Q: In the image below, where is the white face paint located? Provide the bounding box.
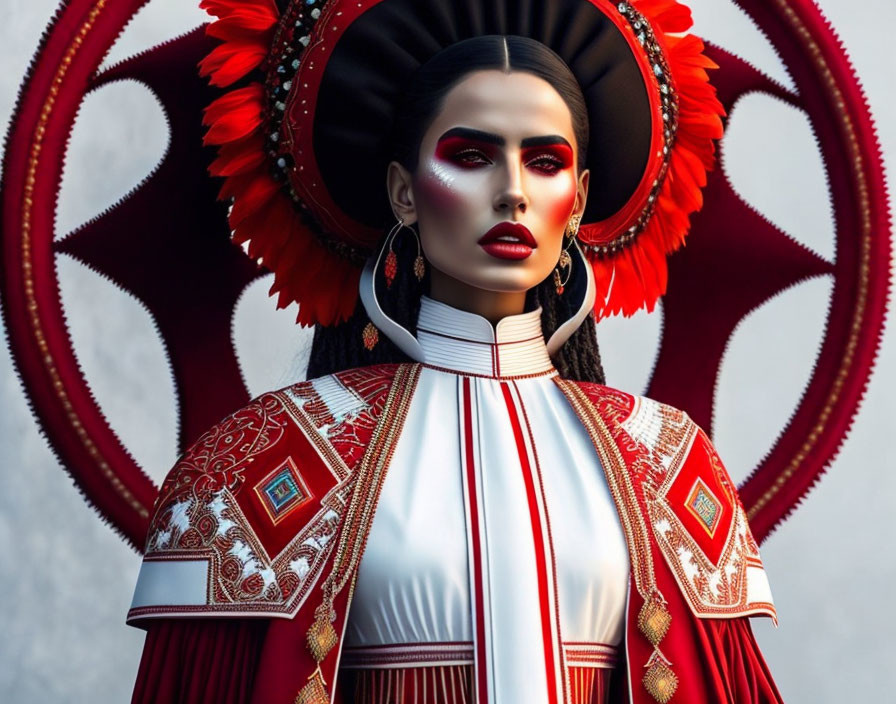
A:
[429,160,456,190]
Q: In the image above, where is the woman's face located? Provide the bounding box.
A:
[388,70,589,298]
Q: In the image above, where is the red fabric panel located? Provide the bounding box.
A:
[341,665,612,704]
[693,618,784,703]
[340,665,473,703]
[568,667,612,704]
[132,619,267,704]
[609,618,783,704]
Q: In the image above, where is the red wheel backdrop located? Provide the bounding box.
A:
[1,0,890,550]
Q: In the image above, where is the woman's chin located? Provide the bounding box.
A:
[457,272,547,295]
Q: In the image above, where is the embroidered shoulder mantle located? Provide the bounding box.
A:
[128,363,418,623]
[558,379,776,623]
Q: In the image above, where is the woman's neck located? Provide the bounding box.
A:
[428,267,527,326]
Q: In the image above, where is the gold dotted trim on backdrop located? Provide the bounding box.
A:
[747,0,873,521]
[20,0,149,520]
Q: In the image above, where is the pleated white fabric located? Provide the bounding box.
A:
[343,298,628,704]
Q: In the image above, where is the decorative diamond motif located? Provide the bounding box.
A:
[686,478,722,537]
[638,597,672,646]
[254,457,311,524]
[295,669,329,704]
[307,613,338,662]
[362,322,379,350]
[643,656,679,703]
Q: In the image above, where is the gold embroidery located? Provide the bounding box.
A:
[685,478,722,537]
[555,381,680,703]
[643,653,679,703]
[302,364,421,689]
[307,604,338,662]
[638,596,672,646]
[326,364,421,597]
[555,380,658,600]
[651,429,775,619]
[295,668,328,704]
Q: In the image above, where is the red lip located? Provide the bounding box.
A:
[478,222,537,260]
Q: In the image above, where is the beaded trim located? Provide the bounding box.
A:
[581,2,680,259]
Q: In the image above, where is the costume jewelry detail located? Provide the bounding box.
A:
[295,667,329,704]
[382,218,426,289]
[565,214,582,240]
[554,249,573,296]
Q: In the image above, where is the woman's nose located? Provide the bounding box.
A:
[493,160,529,214]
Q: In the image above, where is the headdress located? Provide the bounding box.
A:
[199,0,724,326]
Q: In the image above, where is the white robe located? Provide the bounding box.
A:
[342,297,629,703]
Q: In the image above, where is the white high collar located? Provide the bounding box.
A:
[412,296,555,377]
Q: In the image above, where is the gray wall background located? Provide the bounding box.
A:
[1,0,893,701]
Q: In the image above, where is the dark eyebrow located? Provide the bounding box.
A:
[520,135,572,149]
[437,127,505,146]
[436,128,571,150]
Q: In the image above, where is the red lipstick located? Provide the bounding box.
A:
[478,222,537,260]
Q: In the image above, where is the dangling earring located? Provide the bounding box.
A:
[383,219,402,288]
[411,229,426,282]
[553,249,573,295]
[554,215,581,295]
[565,214,581,240]
[383,218,426,287]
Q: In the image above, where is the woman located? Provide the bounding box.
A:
[129,1,782,702]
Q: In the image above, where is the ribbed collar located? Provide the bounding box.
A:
[412,296,555,378]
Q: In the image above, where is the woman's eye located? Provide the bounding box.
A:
[526,155,566,174]
[451,149,491,168]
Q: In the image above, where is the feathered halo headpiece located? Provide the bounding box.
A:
[199,0,724,326]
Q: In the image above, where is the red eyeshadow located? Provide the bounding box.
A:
[434,137,498,168]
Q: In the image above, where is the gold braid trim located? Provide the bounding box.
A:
[302,364,421,690]
[555,381,675,702]
[554,382,657,600]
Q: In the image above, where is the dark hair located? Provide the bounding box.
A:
[307,36,605,384]
[390,36,590,174]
